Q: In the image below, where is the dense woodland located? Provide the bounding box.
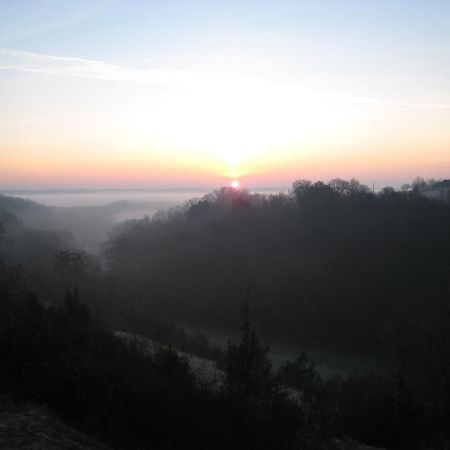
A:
[104,178,450,353]
[0,177,449,449]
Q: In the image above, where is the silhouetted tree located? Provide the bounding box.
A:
[224,291,275,399]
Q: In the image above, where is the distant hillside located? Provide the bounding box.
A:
[0,194,172,250]
[0,194,47,214]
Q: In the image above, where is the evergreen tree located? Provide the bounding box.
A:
[224,291,275,399]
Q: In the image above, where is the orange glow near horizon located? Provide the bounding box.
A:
[1,66,449,189]
[1,130,450,189]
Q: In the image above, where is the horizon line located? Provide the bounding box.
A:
[0,185,291,194]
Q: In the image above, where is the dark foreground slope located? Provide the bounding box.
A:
[0,396,109,450]
[0,275,308,450]
[2,281,445,450]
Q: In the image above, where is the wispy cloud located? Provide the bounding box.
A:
[1,48,449,110]
[0,48,215,88]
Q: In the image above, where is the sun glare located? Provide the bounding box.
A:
[146,72,349,181]
[231,179,240,189]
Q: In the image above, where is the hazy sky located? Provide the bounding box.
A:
[1,0,449,189]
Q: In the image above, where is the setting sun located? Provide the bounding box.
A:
[1,2,449,448]
[0,1,449,190]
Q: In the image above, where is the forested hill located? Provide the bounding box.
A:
[1,179,449,449]
[104,179,450,353]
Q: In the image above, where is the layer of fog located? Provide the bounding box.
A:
[0,190,210,252]
[1,188,285,252]
[178,321,386,379]
[4,190,210,207]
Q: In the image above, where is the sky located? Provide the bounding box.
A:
[1,0,449,189]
